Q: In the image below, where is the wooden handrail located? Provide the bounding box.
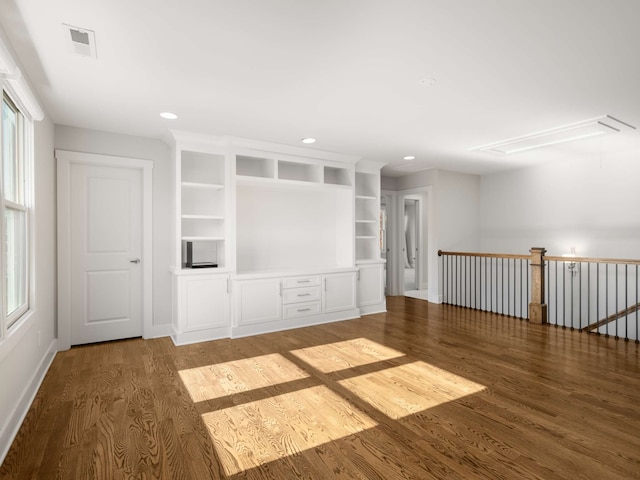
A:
[438,250,529,260]
[439,250,640,266]
[439,247,640,339]
[585,303,640,332]
[544,255,640,266]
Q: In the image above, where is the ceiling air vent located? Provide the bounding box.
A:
[469,115,636,155]
[63,24,97,59]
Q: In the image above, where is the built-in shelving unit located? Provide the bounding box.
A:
[174,141,230,270]
[355,171,380,261]
[354,163,386,315]
[170,132,385,344]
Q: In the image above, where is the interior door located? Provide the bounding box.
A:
[69,164,143,345]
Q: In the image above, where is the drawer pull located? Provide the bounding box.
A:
[298,308,312,312]
[297,280,311,284]
[297,293,311,297]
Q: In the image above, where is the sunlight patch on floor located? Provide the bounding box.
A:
[338,361,486,419]
[178,353,310,402]
[290,337,405,373]
[201,385,377,476]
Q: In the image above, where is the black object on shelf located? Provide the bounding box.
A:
[190,262,218,268]
[185,241,218,269]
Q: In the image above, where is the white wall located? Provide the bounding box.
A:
[236,183,350,272]
[437,170,481,252]
[54,126,173,329]
[0,115,57,462]
[479,149,640,258]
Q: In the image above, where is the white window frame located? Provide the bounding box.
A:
[1,86,34,336]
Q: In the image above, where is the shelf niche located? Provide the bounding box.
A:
[237,155,275,179]
[182,150,225,185]
[181,239,224,269]
[278,160,322,183]
[324,166,352,187]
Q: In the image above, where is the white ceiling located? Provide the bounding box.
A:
[2,0,640,175]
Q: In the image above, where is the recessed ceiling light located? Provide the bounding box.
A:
[160,112,178,120]
[302,138,316,144]
[418,77,436,87]
[403,155,416,160]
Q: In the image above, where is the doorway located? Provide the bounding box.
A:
[382,187,434,300]
[57,150,153,349]
[403,198,419,292]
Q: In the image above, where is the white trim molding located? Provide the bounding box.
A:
[0,338,57,465]
[55,150,153,350]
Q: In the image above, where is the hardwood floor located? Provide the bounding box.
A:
[2,296,639,479]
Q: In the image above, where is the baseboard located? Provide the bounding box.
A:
[359,303,387,315]
[145,323,175,339]
[171,326,231,346]
[231,309,361,339]
[0,338,58,466]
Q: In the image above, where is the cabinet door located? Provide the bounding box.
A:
[236,278,282,325]
[179,275,229,332]
[357,264,385,307]
[322,273,357,314]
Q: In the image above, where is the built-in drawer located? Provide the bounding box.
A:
[283,301,321,319]
[282,286,321,305]
[282,275,321,289]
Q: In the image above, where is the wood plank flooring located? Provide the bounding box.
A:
[2,296,639,479]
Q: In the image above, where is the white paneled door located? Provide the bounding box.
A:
[69,164,143,345]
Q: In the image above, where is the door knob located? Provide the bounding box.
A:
[130,258,141,264]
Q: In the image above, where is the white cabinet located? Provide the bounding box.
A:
[283,301,322,319]
[231,269,360,338]
[172,272,230,345]
[322,272,357,313]
[282,286,321,304]
[235,278,282,326]
[357,262,386,314]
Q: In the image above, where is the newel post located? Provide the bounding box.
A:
[529,247,548,324]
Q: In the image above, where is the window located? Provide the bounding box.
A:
[1,93,30,327]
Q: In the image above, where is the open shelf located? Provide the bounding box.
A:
[356,237,379,261]
[181,214,224,220]
[324,166,352,186]
[182,151,225,185]
[278,160,322,183]
[237,155,275,179]
[182,186,224,217]
[181,181,224,190]
[356,221,377,238]
[355,172,377,198]
[182,216,225,239]
[181,238,225,269]
[182,236,225,241]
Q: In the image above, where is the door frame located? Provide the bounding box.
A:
[402,196,421,293]
[56,150,153,351]
[383,186,438,301]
